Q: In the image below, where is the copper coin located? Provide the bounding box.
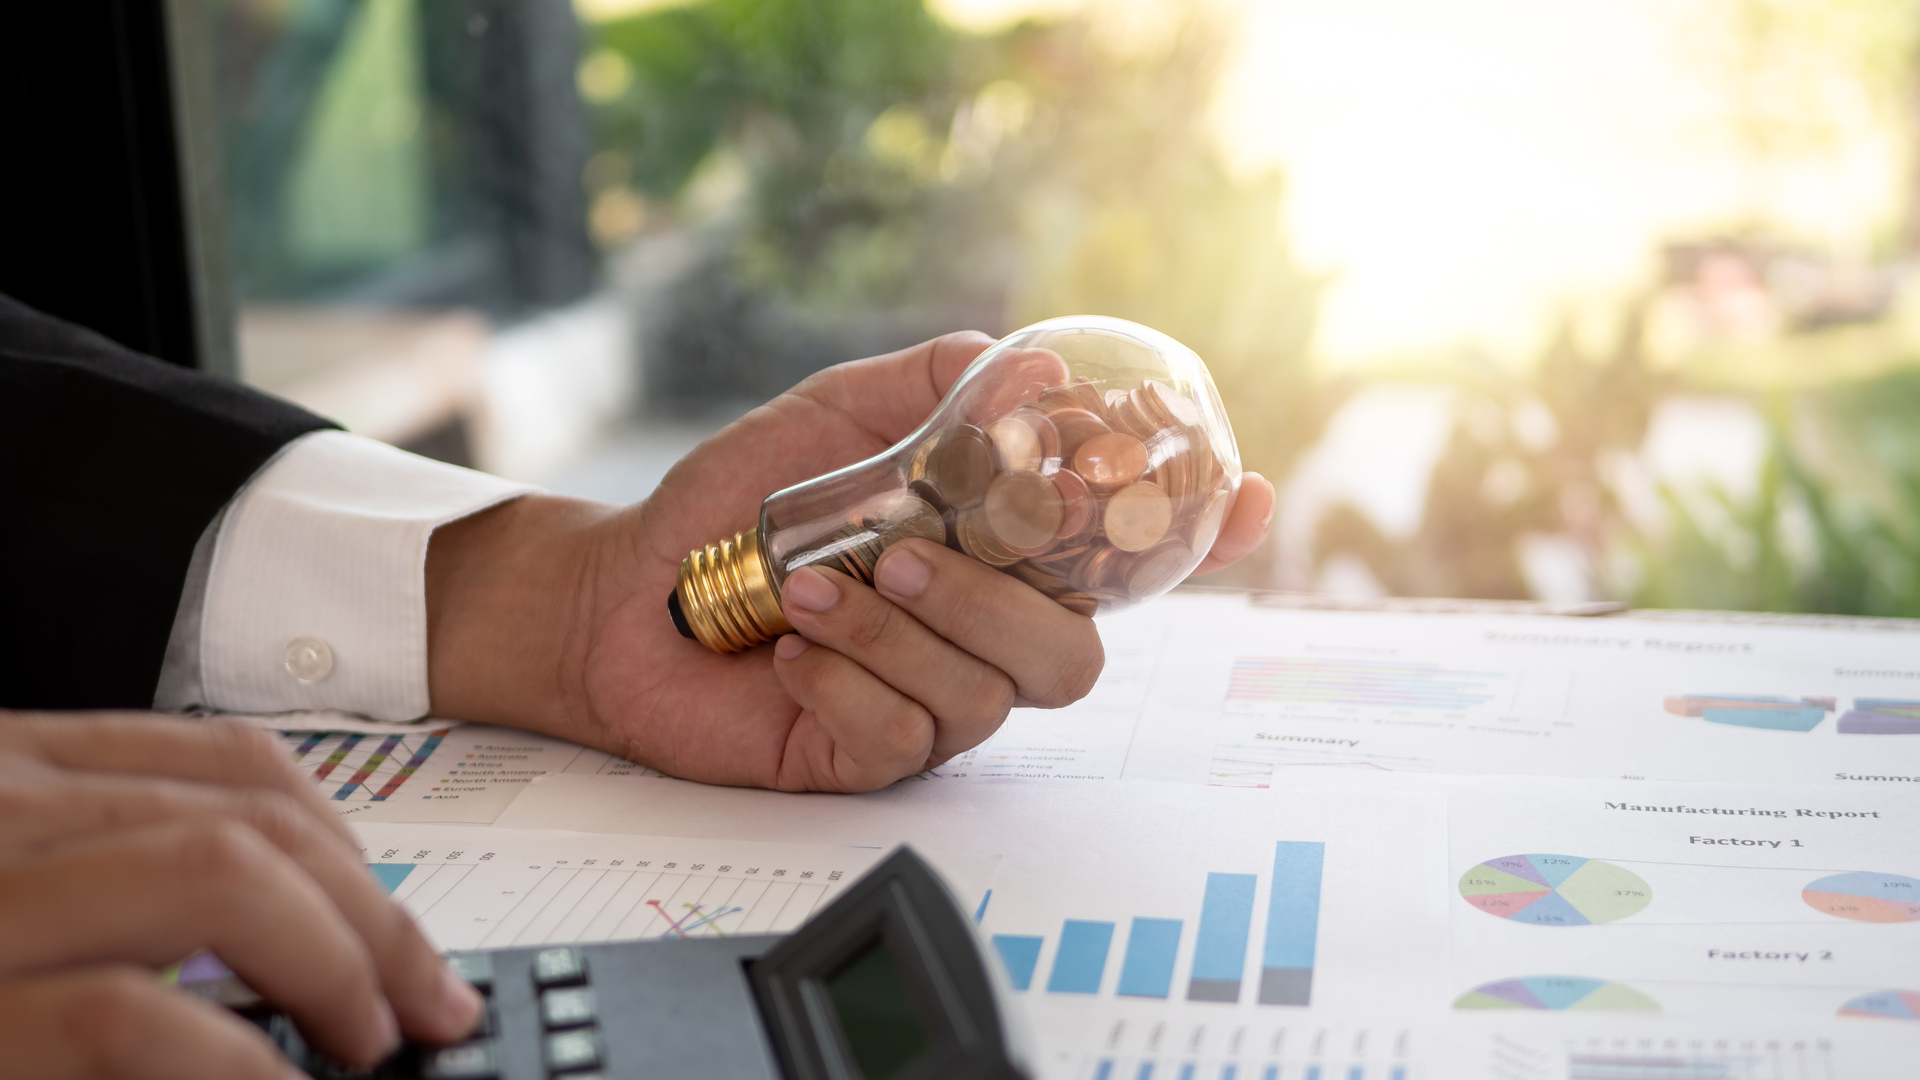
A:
[1071,542,1127,591]
[880,494,949,548]
[1125,388,1164,437]
[1103,480,1172,552]
[1016,408,1061,469]
[958,513,1024,567]
[1048,407,1110,458]
[1188,489,1230,557]
[929,426,995,508]
[984,469,1064,553]
[1073,432,1148,493]
[1051,468,1095,542]
[1054,592,1100,617]
[1030,540,1092,566]
[906,479,959,547]
[1126,539,1193,598]
[1144,379,1204,428]
[1011,560,1071,593]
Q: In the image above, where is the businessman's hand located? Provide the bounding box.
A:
[0,712,482,1078]
[426,332,1275,792]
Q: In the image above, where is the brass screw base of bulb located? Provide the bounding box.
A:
[675,527,793,653]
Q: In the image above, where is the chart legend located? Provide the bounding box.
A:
[1459,854,1651,925]
[1801,871,1920,923]
[1454,976,1658,1011]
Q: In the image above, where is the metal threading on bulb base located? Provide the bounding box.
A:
[673,528,793,653]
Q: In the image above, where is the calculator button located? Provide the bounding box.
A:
[447,952,494,993]
[531,947,587,987]
[540,987,597,1029]
[473,1004,498,1037]
[544,1028,603,1073]
[422,1041,500,1080]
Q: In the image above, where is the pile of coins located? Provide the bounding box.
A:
[888,376,1232,616]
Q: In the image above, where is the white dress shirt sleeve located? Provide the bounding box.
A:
[153,430,538,721]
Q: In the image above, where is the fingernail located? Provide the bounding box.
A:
[775,634,812,660]
[875,547,931,598]
[784,567,839,612]
[439,965,483,1035]
[367,998,400,1056]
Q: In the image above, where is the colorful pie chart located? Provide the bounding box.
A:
[1460,854,1652,925]
[1839,989,1920,1021]
[1455,976,1659,1011]
[1802,871,1920,923]
[1663,694,1834,732]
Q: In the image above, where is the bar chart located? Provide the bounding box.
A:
[991,841,1326,1006]
[284,729,453,802]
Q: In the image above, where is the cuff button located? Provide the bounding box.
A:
[285,637,334,683]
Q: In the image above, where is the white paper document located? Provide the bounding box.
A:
[282,723,668,823]
[352,822,1000,952]
[931,592,1920,789]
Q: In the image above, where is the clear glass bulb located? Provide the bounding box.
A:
[671,315,1244,652]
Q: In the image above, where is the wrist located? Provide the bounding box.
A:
[424,494,615,732]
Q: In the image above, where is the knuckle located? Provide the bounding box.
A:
[875,702,936,765]
[845,597,903,653]
[1030,633,1105,707]
[64,969,166,1066]
[969,671,1018,725]
[175,818,271,887]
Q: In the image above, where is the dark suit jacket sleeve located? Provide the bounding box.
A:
[0,292,337,709]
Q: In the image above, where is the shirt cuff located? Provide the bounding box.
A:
[162,430,538,721]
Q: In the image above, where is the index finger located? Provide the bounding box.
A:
[869,539,1105,709]
[794,331,997,446]
[0,713,350,843]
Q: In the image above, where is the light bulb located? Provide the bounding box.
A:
[669,315,1243,653]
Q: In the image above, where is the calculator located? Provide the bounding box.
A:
[237,846,1030,1080]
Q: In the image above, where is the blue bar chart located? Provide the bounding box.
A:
[1260,842,1325,1006]
[1189,872,1256,1001]
[1118,918,1183,998]
[992,841,1326,1006]
[1047,920,1115,993]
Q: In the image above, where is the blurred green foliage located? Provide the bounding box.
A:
[1630,371,1920,616]
[587,0,1329,507]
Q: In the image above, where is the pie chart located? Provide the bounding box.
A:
[1455,976,1658,1011]
[1839,989,1920,1021]
[1802,871,1920,923]
[1460,854,1652,925]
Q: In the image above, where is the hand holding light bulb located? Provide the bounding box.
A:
[423,327,1274,793]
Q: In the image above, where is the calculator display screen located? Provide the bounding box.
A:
[824,936,931,1078]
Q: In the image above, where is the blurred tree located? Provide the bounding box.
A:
[587,0,1335,523]
[1630,369,1920,615]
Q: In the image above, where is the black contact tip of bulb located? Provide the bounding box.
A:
[667,588,697,641]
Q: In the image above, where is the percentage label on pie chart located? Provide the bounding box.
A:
[1802,871,1920,923]
[1839,989,1920,1021]
[1460,854,1652,925]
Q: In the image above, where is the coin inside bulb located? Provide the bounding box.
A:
[1073,432,1148,493]
[984,469,1064,553]
[928,426,995,508]
[1104,480,1173,552]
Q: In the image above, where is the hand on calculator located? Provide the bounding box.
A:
[0,711,481,1078]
